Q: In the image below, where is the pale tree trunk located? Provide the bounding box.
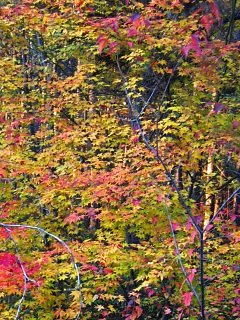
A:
[204,154,215,231]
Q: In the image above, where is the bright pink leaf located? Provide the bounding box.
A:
[172,222,180,232]
[133,199,140,206]
[183,292,193,307]
[182,44,191,58]
[128,28,137,37]
[188,269,196,284]
[146,288,155,297]
[188,248,194,257]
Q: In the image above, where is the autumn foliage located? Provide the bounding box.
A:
[0,0,239,319]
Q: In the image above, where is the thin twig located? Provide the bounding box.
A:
[3,226,36,320]
[116,55,202,235]
[164,202,201,305]
[203,187,240,232]
[0,223,82,320]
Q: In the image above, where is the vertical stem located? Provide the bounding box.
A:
[225,0,237,45]
[200,232,206,320]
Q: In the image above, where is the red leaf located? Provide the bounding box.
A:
[210,2,221,23]
[182,44,191,58]
[97,35,108,54]
[172,222,180,232]
[146,288,155,297]
[111,19,118,33]
[130,135,139,143]
[0,168,7,178]
[172,0,181,7]
[135,306,143,318]
[0,252,18,268]
[194,131,200,139]
[200,14,214,34]
[128,28,137,37]
[183,292,193,307]
[109,41,118,54]
[182,34,201,58]
[152,216,158,225]
[187,269,196,284]
[63,212,81,224]
[133,199,140,206]
[103,268,113,275]
[191,34,201,56]
[0,228,8,239]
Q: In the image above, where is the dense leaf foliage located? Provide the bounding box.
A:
[0,1,239,319]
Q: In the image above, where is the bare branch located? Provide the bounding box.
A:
[0,223,82,320]
[203,187,240,233]
[116,55,202,235]
[135,117,202,234]
[3,226,36,320]
[164,202,201,306]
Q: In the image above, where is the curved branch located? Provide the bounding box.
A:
[203,187,240,232]
[0,223,82,320]
[3,226,36,320]
[164,203,201,306]
[116,56,201,234]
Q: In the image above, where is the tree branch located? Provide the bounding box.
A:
[3,226,36,320]
[203,187,240,232]
[0,223,82,320]
[164,202,201,305]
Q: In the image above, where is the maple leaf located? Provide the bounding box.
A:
[183,292,193,307]
[200,14,214,34]
[0,253,19,269]
[210,2,221,23]
[172,222,180,232]
[187,268,196,284]
[63,212,81,224]
[97,35,109,54]
[182,34,201,58]
[130,306,142,319]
